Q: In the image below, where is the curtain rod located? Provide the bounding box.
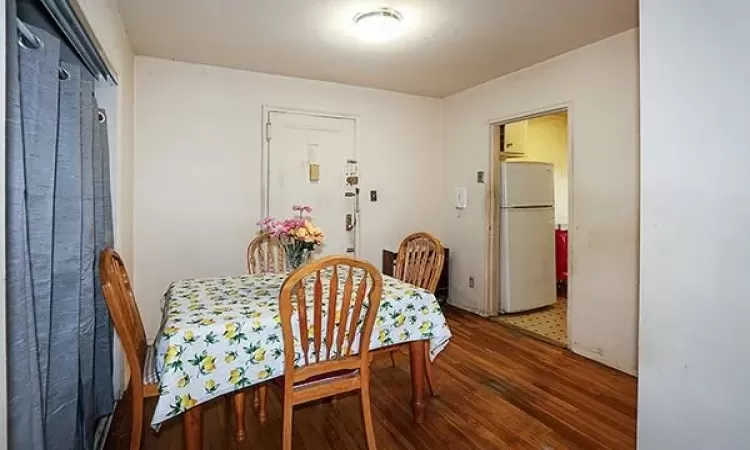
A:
[16,18,42,49]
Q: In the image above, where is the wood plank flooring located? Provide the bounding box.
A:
[106,306,636,450]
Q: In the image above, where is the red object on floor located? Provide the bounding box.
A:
[555,229,568,283]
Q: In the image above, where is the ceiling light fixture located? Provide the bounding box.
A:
[353,8,404,43]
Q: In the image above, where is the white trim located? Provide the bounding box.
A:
[483,102,574,346]
[262,105,361,122]
[67,0,120,84]
[260,106,361,256]
[486,103,571,126]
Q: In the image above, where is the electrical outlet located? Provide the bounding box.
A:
[476,171,485,183]
[469,277,475,288]
[370,190,377,202]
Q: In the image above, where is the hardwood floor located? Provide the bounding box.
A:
[106,306,636,450]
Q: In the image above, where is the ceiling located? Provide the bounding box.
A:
[118,0,638,98]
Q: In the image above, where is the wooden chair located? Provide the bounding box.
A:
[395,232,445,295]
[100,248,160,450]
[387,232,445,395]
[259,255,383,450]
[246,232,287,274]
[234,232,288,434]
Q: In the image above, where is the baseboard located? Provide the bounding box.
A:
[570,345,638,377]
[446,300,488,317]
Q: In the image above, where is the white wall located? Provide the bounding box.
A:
[515,114,569,226]
[133,57,442,338]
[639,1,750,448]
[442,30,639,374]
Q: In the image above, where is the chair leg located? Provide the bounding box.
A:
[360,382,378,450]
[282,393,294,450]
[424,342,436,396]
[253,387,260,411]
[258,384,268,424]
[389,350,397,368]
[130,393,143,450]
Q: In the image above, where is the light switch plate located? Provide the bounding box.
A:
[370,190,377,202]
[455,188,467,209]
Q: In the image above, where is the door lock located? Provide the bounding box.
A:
[345,213,355,231]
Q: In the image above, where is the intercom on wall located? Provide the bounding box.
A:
[455,187,467,209]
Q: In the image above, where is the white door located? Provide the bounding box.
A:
[265,111,357,256]
[500,206,556,313]
[500,161,555,207]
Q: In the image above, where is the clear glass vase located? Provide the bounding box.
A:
[285,241,311,271]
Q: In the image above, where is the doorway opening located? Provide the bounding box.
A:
[485,108,571,348]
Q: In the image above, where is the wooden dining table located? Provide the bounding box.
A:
[151,270,452,449]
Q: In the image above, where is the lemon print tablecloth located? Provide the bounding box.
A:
[151,270,452,427]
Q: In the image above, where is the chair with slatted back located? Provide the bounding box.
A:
[236,232,287,431]
[388,232,445,395]
[100,248,160,450]
[258,255,383,450]
[246,232,287,274]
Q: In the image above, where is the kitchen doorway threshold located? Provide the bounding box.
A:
[490,298,568,347]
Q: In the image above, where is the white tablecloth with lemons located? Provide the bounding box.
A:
[151,270,452,427]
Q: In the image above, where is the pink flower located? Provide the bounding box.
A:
[257,216,274,226]
[257,216,278,233]
[266,205,323,246]
[269,222,286,237]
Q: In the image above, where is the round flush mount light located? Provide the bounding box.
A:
[353,8,404,43]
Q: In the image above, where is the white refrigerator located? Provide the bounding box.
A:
[499,161,557,313]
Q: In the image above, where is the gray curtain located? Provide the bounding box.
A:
[6,9,114,450]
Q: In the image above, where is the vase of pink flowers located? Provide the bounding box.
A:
[257,205,325,270]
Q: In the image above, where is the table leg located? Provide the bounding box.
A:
[409,341,426,424]
[258,384,268,424]
[183,405,203,450]
[233,392,247,442]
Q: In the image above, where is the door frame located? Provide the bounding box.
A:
[484,102,574,343]
[260,106,361,255]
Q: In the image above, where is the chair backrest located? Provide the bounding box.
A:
[247,232,287,274]
[394,232,445,293]
[278,255,383,384]
[99,248,148,389]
